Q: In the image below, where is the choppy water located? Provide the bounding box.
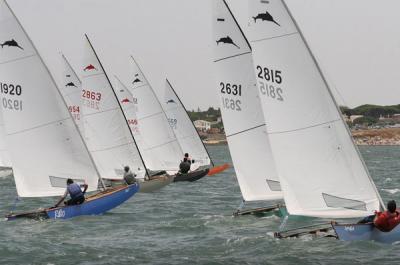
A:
[0,145,400,265]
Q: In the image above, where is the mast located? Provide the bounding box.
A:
[165,78,214,167]
[4,0,105,191]
[61,53,106,190]
[281,0,385,211]
[85,34,150,178]
[130,56,184,156]
[113,74,151,177]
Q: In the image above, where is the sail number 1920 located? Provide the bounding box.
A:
[0,82,23,111]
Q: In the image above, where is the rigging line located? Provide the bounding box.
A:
[89,141,136,153]
[226,123,266,138]
[81,107,119,118]
[7,117,71,136]
[129,83,148,91]
[81,72,104,78]
[137,111,164,121]
[213,51,252,63]
[0,54,36,65]
[142,139,179,152]
[267,119,341,135]
[250,32,299,44]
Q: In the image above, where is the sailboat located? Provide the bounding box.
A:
[1,0,138,220]
[212,0,283,215]
[126,57,210,182]
[112,75,174,191]
[80,35,173,193]
[162,79,229,176]
[247,0,397,243]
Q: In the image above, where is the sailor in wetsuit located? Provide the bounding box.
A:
[123,166,137,185]
[55,178,88,207]
[179,157,191,174]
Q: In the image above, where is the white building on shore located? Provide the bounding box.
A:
[194,120,211,132]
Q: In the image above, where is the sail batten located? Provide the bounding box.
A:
[248,0,381,217]
[213,0,283,202]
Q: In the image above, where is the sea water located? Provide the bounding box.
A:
[0,145,399,264]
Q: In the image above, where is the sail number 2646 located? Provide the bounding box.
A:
[256,66,284,102]
[0,82,23,111]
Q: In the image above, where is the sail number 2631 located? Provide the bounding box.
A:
[220,82,241,111]
[0,82,23,111]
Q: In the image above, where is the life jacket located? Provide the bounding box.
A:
[67,183,83,199]
[374,210,400,232]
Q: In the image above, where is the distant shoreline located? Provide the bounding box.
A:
[202,128,400,146]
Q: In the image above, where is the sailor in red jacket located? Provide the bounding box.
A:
[374,200,400,232]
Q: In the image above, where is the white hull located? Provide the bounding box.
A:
[138,175,174,193]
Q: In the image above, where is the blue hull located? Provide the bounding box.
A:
[333,223,400,244]
[6,184,139,221]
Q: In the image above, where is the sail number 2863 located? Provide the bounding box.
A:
[0,82,23,111]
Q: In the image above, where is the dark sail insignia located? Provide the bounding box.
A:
[132,77,141,84]
[253,11,280,26]
[1,39,23,50]
[216,36,240,49]
[65,82,77,87]
[166,99,176,104]
[217,18,225,22]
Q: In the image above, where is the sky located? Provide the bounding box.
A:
[6,0,400,110]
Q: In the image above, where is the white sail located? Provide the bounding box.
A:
[60,54,83,132]
[212,0,283,201]
[0,0,99,197]
[112,75,157,177]
[0,107,11,168]
[248,0,381,217]
[163,79,212,169]
[81,36,146,179]
[127,57,184,171]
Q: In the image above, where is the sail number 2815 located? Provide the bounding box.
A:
[256,66,284,102]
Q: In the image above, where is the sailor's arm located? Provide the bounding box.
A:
[54,189,68,207]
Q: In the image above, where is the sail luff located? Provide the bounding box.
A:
[248,0,381,217]
[61,53,105,190]
[84,34,149,178]
[280,0,384,211]
[130,56,183,156]
[213,0,283,201]
[165,78,214,167]
[113,75,150,178]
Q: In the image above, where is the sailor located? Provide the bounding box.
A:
[123,166,137,185]
[373,200,400,232]
[184,153,195,164]
[55,179,88,207]
[179,157,191,174]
